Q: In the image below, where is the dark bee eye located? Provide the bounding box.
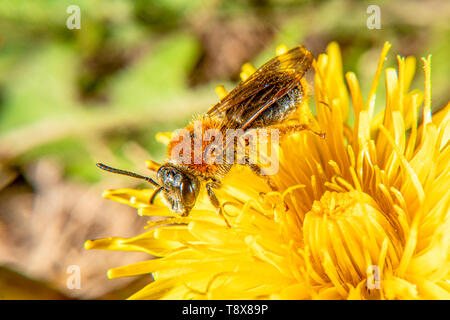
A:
[180,180,197,206]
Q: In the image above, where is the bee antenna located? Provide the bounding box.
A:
[96,163,160,187]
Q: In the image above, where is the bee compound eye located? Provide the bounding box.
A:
[174,174,182,186]
[156,167,165,181]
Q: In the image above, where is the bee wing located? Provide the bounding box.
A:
[206,46,313,130]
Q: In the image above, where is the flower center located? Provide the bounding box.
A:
[303,190,402,293]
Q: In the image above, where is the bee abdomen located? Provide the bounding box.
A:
[254,86,302,127]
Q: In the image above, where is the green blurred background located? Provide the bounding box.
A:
[0,0,448,299]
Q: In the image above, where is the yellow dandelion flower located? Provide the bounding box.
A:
[85,42,450,300]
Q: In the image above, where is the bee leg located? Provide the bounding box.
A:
[276,123,326,139]
[246,162,289,210]
[149,187,164,204]
[245,160,278,191]
[206,182,231,228]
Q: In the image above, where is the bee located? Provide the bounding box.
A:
[97,46,323,227]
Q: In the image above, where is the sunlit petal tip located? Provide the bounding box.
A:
[102,189,114,199]
[215,85,228,100]
[155,132,173,145]
[145,159,161,171]
[276,44,288,56]
[106,269,115,280]
[84,240,95,250]
[240,63,256,81]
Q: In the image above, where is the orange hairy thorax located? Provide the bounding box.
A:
[166,116,226,177]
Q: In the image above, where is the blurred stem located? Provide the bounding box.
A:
[0,90,215,163]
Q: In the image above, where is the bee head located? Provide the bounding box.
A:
[157,165,201,215]
[95,162,200,216]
